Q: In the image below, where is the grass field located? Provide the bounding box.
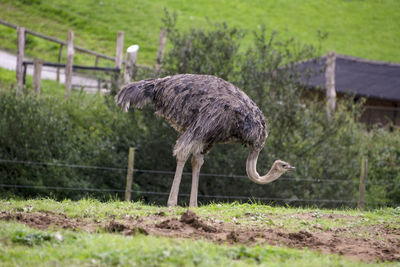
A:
[0,198,399,266]
[0,0,399,66]
[0,66,67,97]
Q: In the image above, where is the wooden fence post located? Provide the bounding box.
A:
[22,62,27,88]
[56,44,63,83]
[358,157,368,210]
[64,30,74,99]
[155,28,167,72]
[94,55,101,93]
[125,147,135,202]
[33,59,42,94]
[124,45,139,84]
[325,51,336,120]
[114,31,124,91]
[16,26,25,95]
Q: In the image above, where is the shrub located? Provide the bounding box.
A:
[162,11,244,81]
[0,91,142,200]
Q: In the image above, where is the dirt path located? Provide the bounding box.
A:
[1,210,399,263]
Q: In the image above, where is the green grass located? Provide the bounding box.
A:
[2,198,399,234]
[0,0,399,66]
[0,221,365,267]
[1,199,399,266]
[0,68,16,90]
[0,66,94,98]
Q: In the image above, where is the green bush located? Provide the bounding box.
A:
[162,11,244,81]
[0,91,142,200]
[363,127,400,205]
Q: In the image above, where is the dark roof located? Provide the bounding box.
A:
[299,54,400,102]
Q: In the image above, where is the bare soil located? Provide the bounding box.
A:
[1,210,399,263]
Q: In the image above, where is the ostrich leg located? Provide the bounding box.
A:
[189,153,204,207]
[167,154,188,207]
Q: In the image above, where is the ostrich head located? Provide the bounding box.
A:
[246,152,296,184]
[271,160,296,174]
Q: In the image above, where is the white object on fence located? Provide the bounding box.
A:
[124,45,139,84]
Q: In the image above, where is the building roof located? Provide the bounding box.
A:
[299,54,400,102]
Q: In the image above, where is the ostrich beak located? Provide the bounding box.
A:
[287,165,296,171]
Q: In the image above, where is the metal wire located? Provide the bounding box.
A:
[0,159,126,171]
[0,158,394,186]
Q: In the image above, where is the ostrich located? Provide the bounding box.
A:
[116,74,295,207]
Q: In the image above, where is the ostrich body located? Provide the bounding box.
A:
[116,74,295,207]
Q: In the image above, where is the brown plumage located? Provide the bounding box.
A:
[116,74,295,207]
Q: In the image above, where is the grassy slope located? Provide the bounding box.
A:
[1,199,399,266]
[0,0,399,66]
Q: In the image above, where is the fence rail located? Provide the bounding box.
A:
[0,19,115,61]
[22,61,120,72]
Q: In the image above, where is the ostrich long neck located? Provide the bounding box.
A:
[246,149,282,184]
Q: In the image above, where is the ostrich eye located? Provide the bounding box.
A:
[282,164,287,168]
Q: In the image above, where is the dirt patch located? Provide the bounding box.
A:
[180,210,217,233]
[288,230,313,241]
[105,220,149,236]
[156,218,182,230]
[0,211,90,231]
[156,210,218,234]
[1,210,399,263]
[107,220,129,233]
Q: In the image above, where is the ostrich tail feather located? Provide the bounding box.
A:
[115,79,157,112]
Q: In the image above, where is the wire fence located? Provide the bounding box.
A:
[0,158,393,185]
[21,60,116,93]
[0,158,396,205]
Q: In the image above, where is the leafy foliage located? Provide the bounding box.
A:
[363,127,400,205]
[162,11,244,80]
[11,230,57,246]
[0,91,142,200]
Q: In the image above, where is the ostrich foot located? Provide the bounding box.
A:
[167,198,178,207]
[189,200,197,207]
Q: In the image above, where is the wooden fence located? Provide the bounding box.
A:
[0,19,168,97]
